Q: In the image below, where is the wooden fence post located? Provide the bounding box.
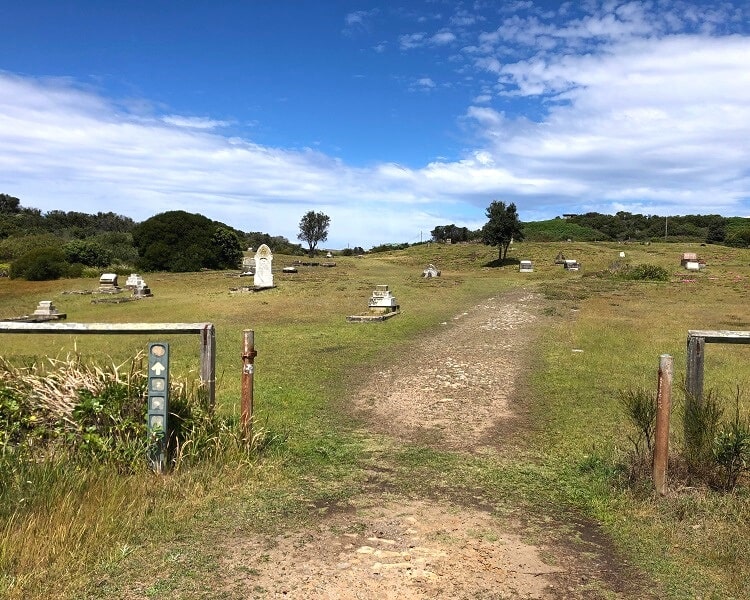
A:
[685,334,705,407]
[653,354,673,496]
[200,324,216,412]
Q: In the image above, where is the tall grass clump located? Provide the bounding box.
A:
[712,388,750,491]
[619,387,657,481]
[0,352,277,598]
[619,384,750,492]
[682,388,724,481]
[606,262,671,281]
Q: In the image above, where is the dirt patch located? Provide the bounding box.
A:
[221,497,560,599]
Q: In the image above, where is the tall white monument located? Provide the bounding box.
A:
[253,244,274,288]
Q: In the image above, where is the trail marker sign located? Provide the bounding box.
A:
[148,342,170,471]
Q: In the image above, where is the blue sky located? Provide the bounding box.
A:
[1,0,750,248]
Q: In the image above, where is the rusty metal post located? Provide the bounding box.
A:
[653,354,673,496]
[241,330,257,442]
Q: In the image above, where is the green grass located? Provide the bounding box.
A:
[1,241,749,598]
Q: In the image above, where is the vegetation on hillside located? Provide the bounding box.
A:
[3,191,750,281]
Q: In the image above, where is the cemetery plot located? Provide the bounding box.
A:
[1,300,66,322]
[347,285,400,322]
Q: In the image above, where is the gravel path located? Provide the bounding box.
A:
[220,289,654,599]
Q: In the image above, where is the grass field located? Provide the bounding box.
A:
[0,240,749,598]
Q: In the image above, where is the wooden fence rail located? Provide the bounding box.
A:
[0,321,216,407]
[686,330,750,406]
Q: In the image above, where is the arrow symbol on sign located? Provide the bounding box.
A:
[151,362,165,375]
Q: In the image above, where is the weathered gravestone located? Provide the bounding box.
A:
[368,285,399,313]
[253,244,274,288]
[241,256,256,275]
[519,260,533,272]
[125,273,144,289]
[422,264,441,278]
[33,300,61,317]
[98,273,120,292]
[347,285,400,322]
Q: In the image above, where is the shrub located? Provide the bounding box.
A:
[10,247,69,280]
[622,264,670,281]
[63,239,113,267]
[683,389,724,481]
[619,387,658,481]
[0,233,64,260]
[712,388,750,491]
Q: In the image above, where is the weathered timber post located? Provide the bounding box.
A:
[241,330,257,442]
[653,354,673,496]
[201,324,216,412]
[685,334,705,407]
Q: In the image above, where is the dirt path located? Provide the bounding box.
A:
[222,289,654,599]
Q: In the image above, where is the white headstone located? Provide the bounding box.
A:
[253,244,274,288]
[33,300,58,316]
[368,285,398,309]
[619,251,626,258]
[125,273,145,288]
[99,273,118,287]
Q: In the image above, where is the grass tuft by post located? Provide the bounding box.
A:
[619,387,657,481]
[682,388,723,481]
[712,387,750,492]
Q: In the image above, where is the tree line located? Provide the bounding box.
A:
[431,209,750,248]
[0,194,311,280]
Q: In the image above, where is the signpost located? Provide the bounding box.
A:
[148,342,170,472]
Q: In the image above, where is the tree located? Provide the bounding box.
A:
[431,224,470,243]
[132,211,242,272]
[482,201,524,261]
[706,221,726,244]
[0,194,21,214]
[212,227,243,268]
[297,211,330,257]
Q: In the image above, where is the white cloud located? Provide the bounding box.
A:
[0,73,486,247]
[162,115,229,129]
[462,30,750,215]
[430,30,457,45]
[344,9,379,34]
[400,32,426,50]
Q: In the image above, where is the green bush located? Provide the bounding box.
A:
[9,247,70,280]
[63,239,113,267]
[619,263,671,281]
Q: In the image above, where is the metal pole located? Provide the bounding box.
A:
[653,354,673,496]
[241,330,257,442]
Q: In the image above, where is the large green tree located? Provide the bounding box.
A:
[297,210,330,257]
[482,201,524,260]
[132,211,243,272]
